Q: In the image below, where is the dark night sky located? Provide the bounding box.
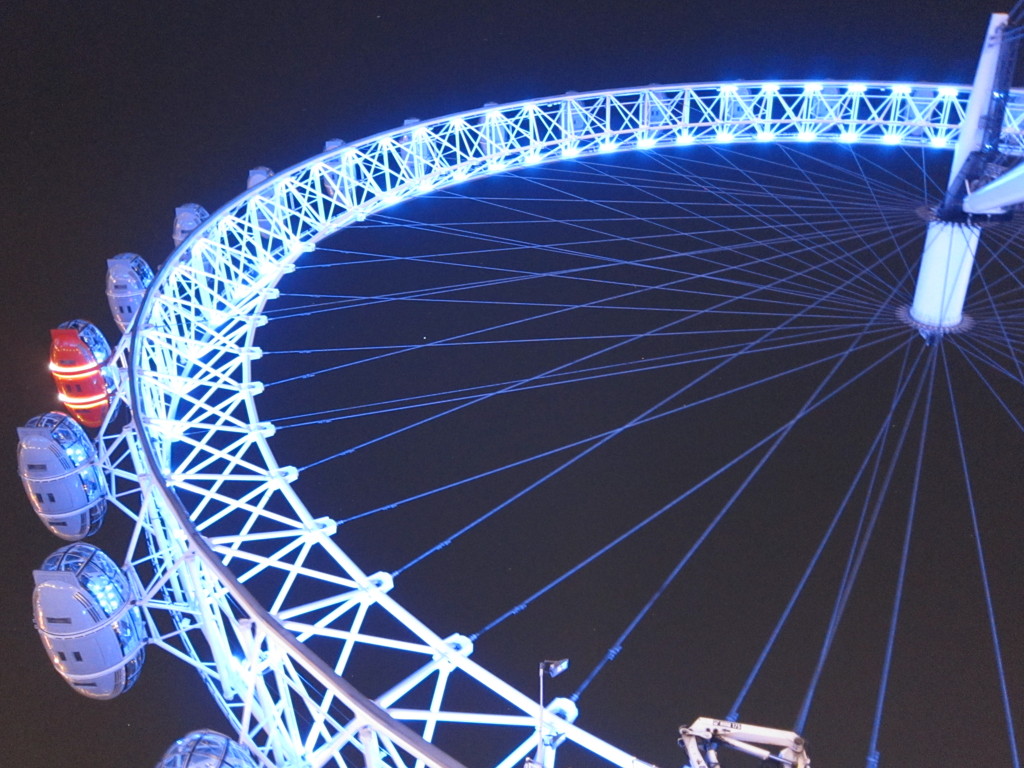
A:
[0,1,1014,767]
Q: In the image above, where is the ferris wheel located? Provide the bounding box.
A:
[16,10,1024,768]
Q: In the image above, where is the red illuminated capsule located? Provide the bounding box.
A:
[49,320,114,429]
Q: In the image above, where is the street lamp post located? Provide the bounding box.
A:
[534,659,569,768]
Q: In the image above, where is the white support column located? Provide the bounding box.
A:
[907,222,981,330]
[908,13,1007,334]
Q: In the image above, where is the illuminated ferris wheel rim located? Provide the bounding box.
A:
[123,78,1018,767]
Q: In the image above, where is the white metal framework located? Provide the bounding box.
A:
[103,81,1024,768]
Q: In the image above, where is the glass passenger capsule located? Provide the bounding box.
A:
[154,729,258,768]
[17,411,107,540]
[106,252,154,332]
[172,203,209,247]
[33,543,146,699]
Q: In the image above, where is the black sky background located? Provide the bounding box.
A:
[0,1,1009,766]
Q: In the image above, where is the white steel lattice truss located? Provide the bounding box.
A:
[99,82,1024,768]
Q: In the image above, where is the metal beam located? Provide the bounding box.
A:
[963,157,1024,212]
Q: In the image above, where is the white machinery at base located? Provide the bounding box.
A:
[678,718,810,768]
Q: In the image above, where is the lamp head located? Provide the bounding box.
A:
[541,659,569,678]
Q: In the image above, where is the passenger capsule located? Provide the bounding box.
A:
[173,203,209,247]
[106,252,154,332]
[246,167,276,233]
[49,319,115,429]
[320,140,348,202]
[17,411,107,540]
[32,543,146,699]
[246,166,273,189]
[154,730,259,768]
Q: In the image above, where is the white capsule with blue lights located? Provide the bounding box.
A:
[106,252,154,332]
[17,412,107,540]
[32,543,146,699]
[154,729,259,768]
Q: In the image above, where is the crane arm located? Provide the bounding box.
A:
[678,717,810,768]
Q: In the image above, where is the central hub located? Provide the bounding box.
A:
[897,304,974,344]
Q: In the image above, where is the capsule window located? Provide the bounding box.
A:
[34,493,43,503]
[27,463,47,471]
[47,493,56,503]
[73,651,83,662]
[57,651,66,661]
[46,617,72,624]
[74,682,97,687]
